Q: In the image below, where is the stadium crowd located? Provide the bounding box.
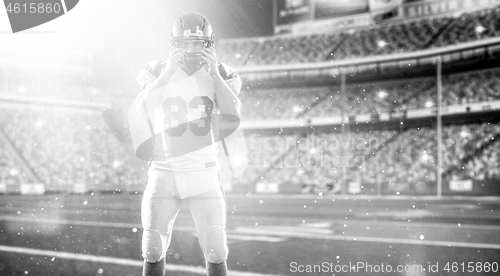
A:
[218,6,500,66]
[240,67,500,120]
[240,122,500,195]
[0,105,142,193]
[0,141,31,188]
[2,103,498,195]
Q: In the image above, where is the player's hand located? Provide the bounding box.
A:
[164,48,186,76]
[201,48,219,78]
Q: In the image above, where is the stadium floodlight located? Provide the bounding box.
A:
[377,40,387,48]
[35,120,45,129]
[475,25,486,34]
[377,90,388,99]
[112,160,122,168]
[421,152,431,162]
[18,86,27,93]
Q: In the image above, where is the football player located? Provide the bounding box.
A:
[135,12,242,276]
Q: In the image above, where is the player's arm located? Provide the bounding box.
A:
[135,49,186,112]
[135,72,169,111]
[201,48,242,119]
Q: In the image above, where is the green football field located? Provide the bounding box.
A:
[0,193,499,276]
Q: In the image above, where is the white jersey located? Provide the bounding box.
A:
[136,60,241,171]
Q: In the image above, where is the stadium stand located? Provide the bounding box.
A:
[0,68,108,103]
[240,122,500,195]
[0,140,31,190]
[0,104,141,193]
[1,6,499,195]
[240,67,500,120]
[218,6,500,66]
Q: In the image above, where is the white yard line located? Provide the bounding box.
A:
[1,215,499,249]
[0,245,285,276]
[3,204,500,231]
[234,227,500,250]
[306,219,500,231]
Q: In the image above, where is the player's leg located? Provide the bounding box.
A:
[187,186,228,276]
[141,168,182,276]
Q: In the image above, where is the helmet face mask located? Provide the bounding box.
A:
[170,12,215,74]
[170,38,213,53]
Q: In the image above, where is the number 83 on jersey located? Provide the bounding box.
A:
[161,95,214,137]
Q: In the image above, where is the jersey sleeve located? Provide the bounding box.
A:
[218,63,242,96]
[136,60,168,90]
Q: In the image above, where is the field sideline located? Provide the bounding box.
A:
[0,193,499,275]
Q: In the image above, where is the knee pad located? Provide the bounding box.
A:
[204,228,228,264]
[142,228,172,263]
[206,249,228,264]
